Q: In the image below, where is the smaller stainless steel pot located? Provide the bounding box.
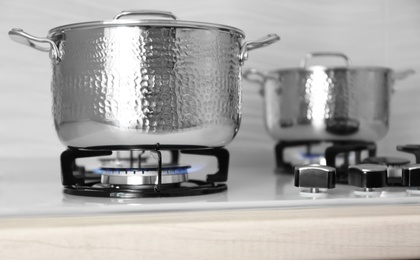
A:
[244,52,414,142]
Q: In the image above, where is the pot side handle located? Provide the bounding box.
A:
[391,69,415,93]
[240,34,280,65]
[8,28,60,62]
[300,52,352,67]
[393,69,415,81]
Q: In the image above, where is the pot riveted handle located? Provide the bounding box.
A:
[391,69,415,93]
[114,10,178,20]
[240,34,280,65]
[8,28,61,63]
[393,69,415,81]
[300,52,352,68]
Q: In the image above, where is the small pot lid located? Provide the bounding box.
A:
[48,10,245,37]
[270,52,393,73]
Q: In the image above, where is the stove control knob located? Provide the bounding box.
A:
[348,164,387,195]
[402,164,420,194]
[294,165,336,197]
[363,156,410,186]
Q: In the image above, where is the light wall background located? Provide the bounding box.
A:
[0,0,419,165]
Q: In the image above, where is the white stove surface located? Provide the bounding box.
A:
[1,148,420,218]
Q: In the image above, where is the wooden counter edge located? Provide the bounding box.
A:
[0,204,419,260]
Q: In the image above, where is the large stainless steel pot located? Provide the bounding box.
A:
[9,10,280,149]
[244,52,414,142]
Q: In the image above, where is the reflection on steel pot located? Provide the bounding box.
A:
[244,52,414,142]
[9,10,280,149]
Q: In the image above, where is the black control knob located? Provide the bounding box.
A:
[363,156,410,186]
[402,164,420,195]
[294,165,336,195]
[402,164,420,187]
[348,164,387,190]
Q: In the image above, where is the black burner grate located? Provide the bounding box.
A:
[275,140,377,183]
[60,145,229,198]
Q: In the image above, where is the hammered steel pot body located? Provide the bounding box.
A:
[51,27,243,148]
[260,67,394,142]
[9,11,279,148]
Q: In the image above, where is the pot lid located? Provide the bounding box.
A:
[274,66,393,73]
[272,52,394,73]
[48,10,245,37]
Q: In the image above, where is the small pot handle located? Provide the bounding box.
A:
[240,34,280,65]
[300,52,352,67]
[243,68,266,85]
[8,28,60,63]
[393,69,415,81]
[243,68,281,96]
[391,69,415,93]
[114,10,178,20]
[243,68,266,96]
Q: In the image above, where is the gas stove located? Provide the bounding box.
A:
[1,142,420,218]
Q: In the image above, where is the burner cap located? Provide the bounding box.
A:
[100,166,190,185]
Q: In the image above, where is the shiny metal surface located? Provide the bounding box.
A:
[8,29,60,62]
[244,53,413,142]
[100,174,187,186]
[239,34,280,65]
[51,26,242,148]
[48,10,245,37]
[348,163,387,189]
[402,164,420,188]
[294,165,336,189]
[299,52,352,67]
[113,10,179,20]
[100,166,189,185]
[264,67,392,141]
[9,11,280,148]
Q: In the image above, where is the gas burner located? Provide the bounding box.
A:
[275,140,376,183]
[99,165,190,186]
[61,145,229,198]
